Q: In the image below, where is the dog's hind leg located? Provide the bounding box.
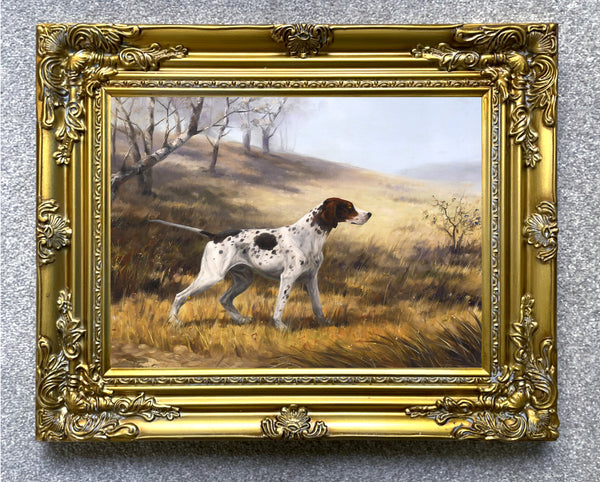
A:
[168,273,223,325]
[168,251,225,325]
[219,266,254,325]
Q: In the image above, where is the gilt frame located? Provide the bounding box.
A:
[36,23,558,441]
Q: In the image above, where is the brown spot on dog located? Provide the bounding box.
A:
[314,198,359,230]
[254,233,278,250]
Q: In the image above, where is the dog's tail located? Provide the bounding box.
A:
[148,219,215,239]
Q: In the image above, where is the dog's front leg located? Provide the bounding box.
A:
[305,272,327,324]
[272,274,297,330]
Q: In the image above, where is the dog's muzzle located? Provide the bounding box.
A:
[350,209,372,225]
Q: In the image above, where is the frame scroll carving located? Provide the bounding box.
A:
[37,24,187,166]
[523,201,558,262]
[406,294,558,441]
[261,405,328,439]
[37,198,71,265]
[272,24,333,58]
[412,24,557,168]
[36,289,179,441]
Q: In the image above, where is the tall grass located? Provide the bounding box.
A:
[110,138,483,369]
[271,313,481,368]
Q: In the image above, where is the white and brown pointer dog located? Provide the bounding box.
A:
[150,198,371,330]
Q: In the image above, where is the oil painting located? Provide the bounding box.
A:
[37,23,558,441]
[110,95,483,369]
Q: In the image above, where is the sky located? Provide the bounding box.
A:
[236,96,482,175]
[116,95,482,179]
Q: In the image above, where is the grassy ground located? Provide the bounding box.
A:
[111,137,482,368]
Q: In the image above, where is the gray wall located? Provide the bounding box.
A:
[2,1,598,480]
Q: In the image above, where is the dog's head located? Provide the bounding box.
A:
[318,198,372,229]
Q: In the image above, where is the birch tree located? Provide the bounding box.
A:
[111,97,207,199]
[253,98,288,154]
[205,97,244,174]
[239,97,256,153]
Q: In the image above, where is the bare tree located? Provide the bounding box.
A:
[205,97,243,175]
[113,97,160,196]
[137,97,156,195]
[423,195,481,254]
[238,98,256,153]
[113,98,142,166]
[111,96,252,198]
[111,97,206,199]
[253,98,288,154]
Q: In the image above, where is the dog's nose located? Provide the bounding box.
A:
[366,212,372,218]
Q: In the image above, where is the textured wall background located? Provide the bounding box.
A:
[2,1,599,480]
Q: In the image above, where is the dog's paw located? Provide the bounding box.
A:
[273,319,288,331]
[167,314,183,327]
[316,316,332,326]
[233,316,253,325]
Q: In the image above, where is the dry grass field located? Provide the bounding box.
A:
[111,137,482,368]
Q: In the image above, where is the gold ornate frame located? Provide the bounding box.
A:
[36,23,558,441]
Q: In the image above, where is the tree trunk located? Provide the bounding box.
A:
[243,129,251,152]
[136,169,153,196]
[111,132,192,199]
[451,227,462,254]
[136,168,154,195]
[262,131,270,154]
[111,98,212,200]
[209,144,219,175]
[136,98,156,196]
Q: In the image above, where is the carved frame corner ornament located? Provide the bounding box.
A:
[523,201,558,262]
[406,294,558,441]
[36,289,179,441]
[37,198,72,266]
[412,24,557,168]
[37,24,188,166]
[271,24,333,58]
[261,405,328,439]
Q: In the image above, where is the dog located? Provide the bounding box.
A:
[150,198,371,330]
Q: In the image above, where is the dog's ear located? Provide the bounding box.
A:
[320,199,339,229]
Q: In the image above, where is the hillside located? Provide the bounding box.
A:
[398,161,482,191]
[110,137,483,369]
[113,137,459,235]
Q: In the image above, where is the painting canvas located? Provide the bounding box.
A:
[110,95,482,369]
